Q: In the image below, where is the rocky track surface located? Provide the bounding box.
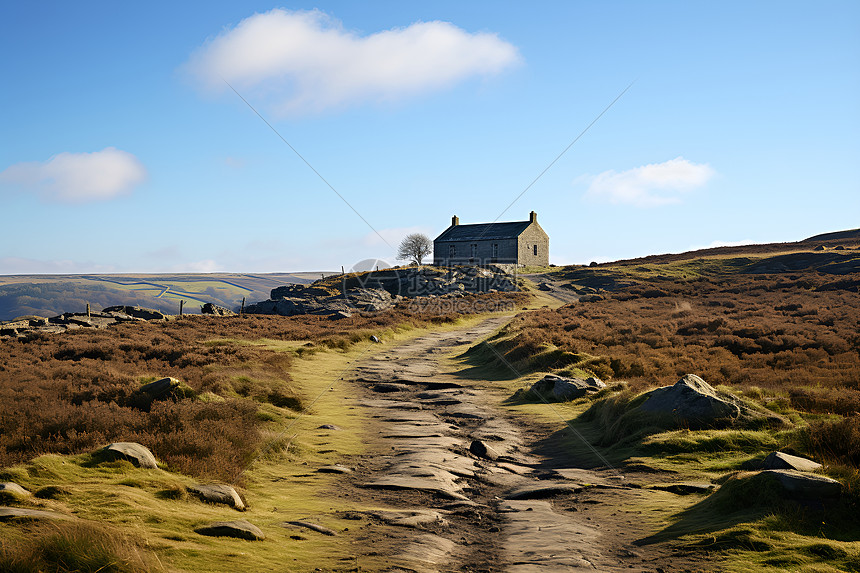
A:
[336,317,697,572]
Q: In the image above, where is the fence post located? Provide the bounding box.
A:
[86,303,90,317]
[240,297,245,316]
[179,300,184,317]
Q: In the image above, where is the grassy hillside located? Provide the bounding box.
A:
[0,272,332,321]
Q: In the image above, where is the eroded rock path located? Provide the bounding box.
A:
[341,317,652,572]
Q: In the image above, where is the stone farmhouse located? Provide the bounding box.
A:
[433,211,549,267]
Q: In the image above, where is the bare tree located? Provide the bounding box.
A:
[397,233,433,265]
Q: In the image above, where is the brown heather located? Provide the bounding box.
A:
[0,295,525,479]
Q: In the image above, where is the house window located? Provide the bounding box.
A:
[449,244,456,258]
[492,244,499,258]
[533,245,538,256]
[470,244,478,258]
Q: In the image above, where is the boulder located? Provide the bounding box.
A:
[200,303,236,316]
[470,439,500,461]
[537,282,553,291]
[188,484,245,510]
[0,507,74,521]
[195,520,264,540]
[762,469,841,499]
[638,374,740,429]
[102,306,166,320]
[0,482,30,501]
[763,451,822,472]
[329,310,352,320]
[98,442,158,469]
[138,377,180,400]
[529,374,605,402]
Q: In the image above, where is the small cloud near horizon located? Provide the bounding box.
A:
[183,8,521,116]
[0,147,147,203]
[581,157,715,207]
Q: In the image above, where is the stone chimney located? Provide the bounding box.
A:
[452,215,459,226]
[529,211,537,223]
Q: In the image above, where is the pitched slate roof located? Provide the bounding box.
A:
[435,221,532,242]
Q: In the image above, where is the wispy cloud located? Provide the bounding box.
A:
[183,9,521,115]
[0,147,146,203]
[582,157,715,207]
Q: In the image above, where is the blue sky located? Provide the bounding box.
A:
[1,1,858,273]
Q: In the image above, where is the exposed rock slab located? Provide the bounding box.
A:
[361,476,469,501]
[498,500,601,571]
[372,509,449,529]
[763,451,822,471]
[504,482,582,500]
[393,533,458,571]
[0,482,30,500]
[762,469,842,499]
[637,374,741,428]
[188,484,245,510]
[0,506,74,521]
[98,442,158,469]
[284,520,337,536]
[195,520,264,540]
[317,464,353,474]
[529,374,606,402]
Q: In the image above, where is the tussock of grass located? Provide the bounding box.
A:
[0,521,156,573]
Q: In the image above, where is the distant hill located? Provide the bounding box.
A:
[0,272,333,322]
[600,228,860,267]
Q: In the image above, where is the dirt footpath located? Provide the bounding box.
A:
[336,317,705,572]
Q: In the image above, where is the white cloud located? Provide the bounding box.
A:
[184,9,521,115]
[583,157,715,207]
[0,147,146,203]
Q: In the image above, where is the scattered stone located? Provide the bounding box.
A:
[195,520,265,540]
[371,509,449,528]
[284,520,337,536]
[188,484,245,510]
[98,442,158,469]
[317,465,353,474]
[329,310,352,320]
[0,506,74,521]
[317,424,341,431]
[370,335,381,343]
[763,451,822,472]
[200,303,236,316]
[469,440,500,461]
[528,374,606,402]
[0,482,30,502]
[762,469,842,499]
[637,374,741,429]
